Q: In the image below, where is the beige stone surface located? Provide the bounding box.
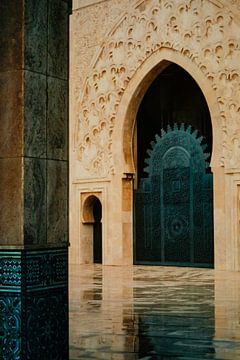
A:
[73,0,109,10]
[0,158,23,246]
[0,71,24,158]
[69,264,240,358]
[70,0,240,270]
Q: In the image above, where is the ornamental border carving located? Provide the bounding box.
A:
[73,0,240,177]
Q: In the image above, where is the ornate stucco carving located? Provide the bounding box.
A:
[71,1,129,98]
[226,0,240,13]
[73,0,240,177]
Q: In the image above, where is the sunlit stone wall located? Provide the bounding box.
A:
[70,0,240,271]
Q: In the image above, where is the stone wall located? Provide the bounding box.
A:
[0,0,69,248]
[0,1,70,358]
[70,0,240,270]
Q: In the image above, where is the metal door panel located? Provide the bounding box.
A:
[134,123,213,267]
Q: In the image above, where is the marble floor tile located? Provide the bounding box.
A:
[69,265,240,359]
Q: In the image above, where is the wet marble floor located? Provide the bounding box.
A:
[69,265,240,359]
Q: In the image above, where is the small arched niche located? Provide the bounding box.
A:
[82,194,102,264]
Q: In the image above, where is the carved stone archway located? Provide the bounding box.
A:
[114,49,221,268]
[70,0,240,270]
[115,49,221,173]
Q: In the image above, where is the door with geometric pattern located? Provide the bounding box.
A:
[134,123,214,267]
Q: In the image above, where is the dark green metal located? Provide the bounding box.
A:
[134,123,214,267]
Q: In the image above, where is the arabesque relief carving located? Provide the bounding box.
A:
[74,0,240,177]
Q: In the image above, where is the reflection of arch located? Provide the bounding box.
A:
[81,194,102,264]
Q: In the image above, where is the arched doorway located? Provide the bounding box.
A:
[93,198,102,263]
[134,63,214,268]
[82,195,102,264]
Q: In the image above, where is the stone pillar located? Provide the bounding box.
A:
[0,1,71,359]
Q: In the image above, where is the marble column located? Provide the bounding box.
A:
[0,1,71,359]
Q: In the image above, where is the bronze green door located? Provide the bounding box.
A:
[134,123,213,267]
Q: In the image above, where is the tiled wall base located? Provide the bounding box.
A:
[0,248,68,360]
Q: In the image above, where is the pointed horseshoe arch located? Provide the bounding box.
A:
[113,49,222,173]
[112,49,222,269]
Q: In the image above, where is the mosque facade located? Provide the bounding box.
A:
[70,0,240,271]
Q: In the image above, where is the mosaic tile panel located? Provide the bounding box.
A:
[0,295,21,360]
[24,288,68,360]
[0,253,22,292]
[0,248,68,360]
[25,249,68,290]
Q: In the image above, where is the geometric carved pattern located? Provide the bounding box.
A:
[0,254,22,291]
[0,290,68,360]
[0,296,21,359]
[144,123,210,176]
[0,248,68,360]
[0,248,67,293]
[25,289,68,360]
[74,0,240,177]
[135,124,214,266]
[25,250,68,291]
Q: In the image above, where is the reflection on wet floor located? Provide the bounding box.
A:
[69,265,240,359]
